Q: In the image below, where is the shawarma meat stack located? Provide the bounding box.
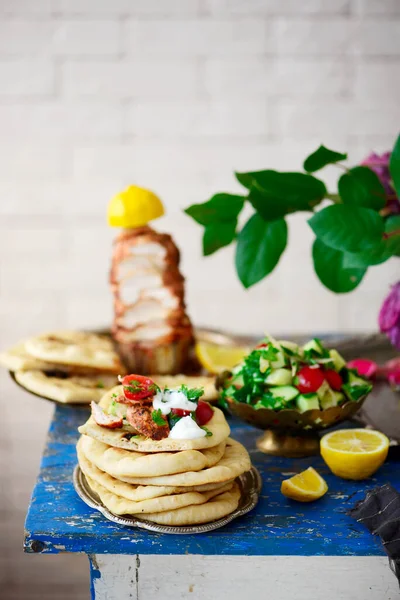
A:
[76,376,254,526]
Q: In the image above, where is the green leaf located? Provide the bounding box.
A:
[235,214,288,288]
[342,214,400,267]
[338,166,386,211]
[236,170,326,217]
[389,133,400,197]
[202,221,237,256]
[184,193,245,226]
[151,409,167,427]
[303,145,347,173]
[308,205,384,253]
[312,239,367,293]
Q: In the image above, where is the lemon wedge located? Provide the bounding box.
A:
[107,185,164,228]
[320,428,389,480]
[281,467,328,502]
[195,341,250,375]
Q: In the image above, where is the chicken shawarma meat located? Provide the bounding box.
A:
[110,226,195,374]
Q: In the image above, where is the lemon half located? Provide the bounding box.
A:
[195,341,250,375]
[108,185,164,228]
[320,428,389,480]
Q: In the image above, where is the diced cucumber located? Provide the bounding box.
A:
[329,349,346,372]
[318,381,339,409]
[348,372,367,386]
[259,357,270,373]
[232,373,244,387]
[296,393,320,413]
[271,349,286,369]
[333,391,345,405]
[343,383,372,402]
[268,385,299,402]
[278,340,300,356]
[265,368,292,386]
[303,338,324,355]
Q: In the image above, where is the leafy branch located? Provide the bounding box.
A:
[184,136,400,293]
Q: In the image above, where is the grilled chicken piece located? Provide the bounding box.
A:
[91,401,123,429]
[110,226,194,374]
[126,403,170,440]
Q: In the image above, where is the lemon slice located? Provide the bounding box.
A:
[281,467,328,502]
[320,428,389,480]
[108,185,164,228]
[195,341,250,375]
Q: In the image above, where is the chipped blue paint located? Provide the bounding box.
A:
[24,404,393,557]
[89,555,101,600]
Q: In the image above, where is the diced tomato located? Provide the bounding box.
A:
[296,366,325,394]
[121,374,158,402]
[324,369,343,391]
[256,342,268,349]
[171,408,191,417]
[195,401,214,426]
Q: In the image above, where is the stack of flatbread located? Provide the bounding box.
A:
[0,330,218,404]
[0,331,124,404]
[76,387,253,526]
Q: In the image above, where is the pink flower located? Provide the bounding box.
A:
[361,151,400,215]
[379,282,400,349]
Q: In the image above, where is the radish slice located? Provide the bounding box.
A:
[91,401,123,429]
[347,359,378,380]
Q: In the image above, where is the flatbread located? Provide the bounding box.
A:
[78,386,230,452]
[77,441,230,500]
[148,374,218,402]
[79,434,226,478]
[83,436,250,487]
[15,371,117,404]
[138,484,241,525]
[0,342,60,371]
[85,473,233,516]
[25,331,124,374]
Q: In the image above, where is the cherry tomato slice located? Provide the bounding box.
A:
[171,408,192,417]
[324,369,343,391]
[121,374,158,402]
[296,366,325,394]
[195,401,214,426]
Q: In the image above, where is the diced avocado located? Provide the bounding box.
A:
[278,340,300,356]
[265,368,292,386]
[329,349,346,372]
[303,338,324,355]
[268,385,299,402]
[296,393,320,413]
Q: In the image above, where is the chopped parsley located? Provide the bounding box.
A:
[178,384,204,402]
[96,381,105,389]
[151,408,167,427]
[201,427,213,437]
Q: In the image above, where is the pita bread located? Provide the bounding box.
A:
[138,484,241,525]
[83,436,250,487]
[15,371,118,404]
[0,342,60,372]
[148,374,218,402]
[77,441,229,500]
[85,473,233,516]
[78,386,230,452]
[25,331,124,374]
[79,435,225,478]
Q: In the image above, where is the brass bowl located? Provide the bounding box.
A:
[217,371,370,457]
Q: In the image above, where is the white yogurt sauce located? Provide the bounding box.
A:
[168,416,207,440]
[153,389,197,415]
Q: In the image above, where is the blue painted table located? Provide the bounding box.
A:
[24,405,399,600]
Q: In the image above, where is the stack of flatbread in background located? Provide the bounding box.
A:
[0,331,219,405]
[77,387,253,526]
[0,331,124,404]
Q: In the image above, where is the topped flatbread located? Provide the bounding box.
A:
[15,370,118,404]
[25,331,125,374]
[78,387,230,452]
